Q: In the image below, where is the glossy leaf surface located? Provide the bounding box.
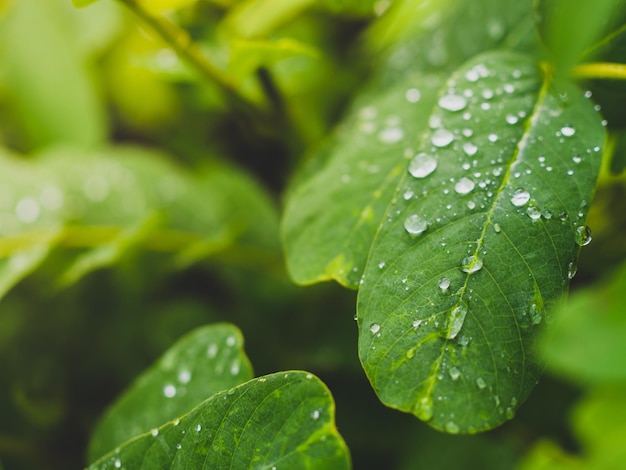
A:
[357,51,604,433]
[88,324,253,461]
[88,371,350,469]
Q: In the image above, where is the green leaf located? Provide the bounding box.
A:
[0,0,107,149]
[72,0,100,7]
[357,51,604,433]
[88,324,254,462]
[88,371,350,469]
[282,72,444,288]
[540,262,626,384]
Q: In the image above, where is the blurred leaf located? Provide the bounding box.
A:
[517,440,584,470]
[229,38,319,81]
[609,130,626,174]
[533,0,626,72]
[540,262,626,384]
[219,0,315,39]
[137,0,198,14]
[357,51,604,433]
[0,0,107,149]
[317,0,378,17]
[72,0,100,8]
[88,371,350,469]
[88,324,253,461]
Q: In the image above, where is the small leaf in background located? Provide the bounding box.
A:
[358,51,604,433]
[534,0,626,71]
[88,323,253,462]
[540,262,626,383]
[88,371,350,470]
[0,0,107,150]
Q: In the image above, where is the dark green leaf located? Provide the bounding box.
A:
[88,371,350,469]
[88,324,254,461]
[357,51,604,433]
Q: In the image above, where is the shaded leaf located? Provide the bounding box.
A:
[540,262,626,384]
[357,51,604,433]
[88,371,350,469]
[88,324,253,461]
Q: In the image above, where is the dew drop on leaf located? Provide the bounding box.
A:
[405,88,421,103]
[448,367,461,380]
[445,421,460,434]
[526,205,541,220]
[560,125,576,137]
[409,152,438,178]
[446,302,468,339]
[414,395,434,421]
[476,377,487,389]
[567,261,577,279]
[379,127,404,143]
[439,94,467,112]
[439,277,451,291]
[463,142,478,156]
[575,225,592,246]
[404,214,428,236]
[431,129,454,147]
[461,256,483,273]
[163,384,177,398]
[370,323,381,334]
[151,428,159,437]
[528,303,543,325]
[510,189,530,207]
[454,177,475,195]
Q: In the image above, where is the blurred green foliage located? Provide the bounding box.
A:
[0,0,625,469]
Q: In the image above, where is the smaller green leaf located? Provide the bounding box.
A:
[88,371,350,470]
[540,261,626,384]
[229,38,319,81]
[88,323,253,462]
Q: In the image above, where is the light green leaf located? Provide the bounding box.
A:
[72,0,100,7]
[88,324,253,462]
[282,72,444,288]
[88,371,350,469]
[357,51,604,433]
[540,262,626,384]
[0,0,107,149]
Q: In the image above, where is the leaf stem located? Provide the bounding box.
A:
[572,62,626,80]
[116,0,252,109]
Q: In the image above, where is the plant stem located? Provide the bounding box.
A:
[117,0,252,109]
[572,62,626,80]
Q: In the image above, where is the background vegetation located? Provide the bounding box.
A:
[0,0,625,468]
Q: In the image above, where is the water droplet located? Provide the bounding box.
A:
[463,142,478,156]
[226,336,236,347]
[378,261,385,269]
[311,409,320,420]
[15,198,40,224]
[572,155,582,164]
[412,319,422,329]
[505,114,519,125]
[487,133,498,143]
[406,88,421,103]
[414,396,433,420]
[439,94,467,112]
[448,367,461,380]
[458,335,470,346]
[561,125,575,137]
[176,443,182,450]
[505,407,515,419]
[431,128,454,147]
[493,223,501,233]
[439,278,451,291]
[230,360,240,375]
[151,428,159,437]
[476,377,487,389]
[178,370,191,384]
[527,205,541,220]
[445,421,460,434]
[114,459,121,468]
[529,303,543,325]
[467,200,476,210]
[575,225,592,246]
[163,384,177,398]
[454,177,475,195]
[370,323,381,334]
[403,189,414,200]
[409,152,438,178]
[510,189,530,207]
[227,387,236,395]
[461,256,483,273]
[379,127,404,143]
[207,344,218,358]
[567,261,577,279]
[404,214,428,236]
[196,424,202,432]
[446,302,468,339]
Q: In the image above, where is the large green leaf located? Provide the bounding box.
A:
[282,0,535,289]
[88,324,254,461]
[357,51,604,433]
[88,371,350,469]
